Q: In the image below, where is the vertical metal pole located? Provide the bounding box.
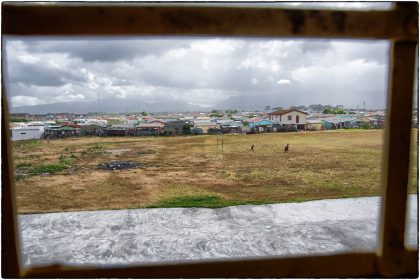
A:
[378,40,417,277]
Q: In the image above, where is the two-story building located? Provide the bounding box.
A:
[268,109,308,130]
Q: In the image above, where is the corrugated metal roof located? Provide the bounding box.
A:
[82,122,107,128]
[320,117,357,124]
[137,123,164,128]
[194,120,217,126]
[11,127,42,131]
[306,119,324,124]
[248,119,275,127]
[268,109,308,116]
[109,124,136,129]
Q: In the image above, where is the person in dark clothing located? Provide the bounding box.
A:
[250,145,255,152]
[284,144,289,152]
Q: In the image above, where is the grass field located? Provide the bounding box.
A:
[12,129,418,214]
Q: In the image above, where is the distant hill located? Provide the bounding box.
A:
[10,98,206,114]
[10,94,289,114]
[213,95,283,111]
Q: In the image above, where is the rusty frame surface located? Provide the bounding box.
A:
[1,2,418,278]
[2,2,419,40]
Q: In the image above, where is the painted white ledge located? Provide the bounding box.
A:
[18,195,418,267]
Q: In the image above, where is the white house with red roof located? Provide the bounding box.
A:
[268,109,308,130]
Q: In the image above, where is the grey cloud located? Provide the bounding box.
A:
[8,60,86,87]
[26,38,191,62]
[300,40,333,53]
[332,40,389,64]
[111,79,135,87]
[5,37,390,110]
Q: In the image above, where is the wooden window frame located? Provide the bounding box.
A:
[1,2,418,278]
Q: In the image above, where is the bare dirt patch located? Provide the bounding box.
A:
[105,148,131,156]
[98,160,142,170]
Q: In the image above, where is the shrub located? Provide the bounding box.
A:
[360,122,373,129]
[16,162,32,168]
[15,162,67,179]
[79,144,105,158]
[30,164,67,175]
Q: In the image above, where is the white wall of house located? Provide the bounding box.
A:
[269,115,281,123]
[11,127,44,141]
[269,111,307,125]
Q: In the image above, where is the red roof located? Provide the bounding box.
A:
[62,122,82,128]
[247,117,263,123]
[268,109,308,116]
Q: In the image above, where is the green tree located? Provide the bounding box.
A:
[10,118,29,122]
[225,109,238,114]
[323,108,347,114]
[210,110,224,117]
[183,124,193,135]
[109,119,124,125]
[141,111,147,116]
[360,122,372,129]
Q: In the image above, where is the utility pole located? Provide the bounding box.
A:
[220,125,224,151]
[222,130,224,151]
[363,100,366,112]
[97,91,100,115]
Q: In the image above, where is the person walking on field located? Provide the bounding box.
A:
[284,143,289,153]
[250,145,255,152]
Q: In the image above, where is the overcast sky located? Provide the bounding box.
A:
[5,36,390,110]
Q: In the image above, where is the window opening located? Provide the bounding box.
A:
[3,36,401,268]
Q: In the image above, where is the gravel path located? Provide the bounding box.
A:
[18,195,418,267]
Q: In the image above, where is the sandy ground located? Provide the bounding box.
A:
[18,195,418,268]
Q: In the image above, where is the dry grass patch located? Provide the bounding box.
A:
[12,130,418,213]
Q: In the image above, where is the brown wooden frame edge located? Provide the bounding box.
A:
[2,2,418,40]
[1,1,418,278]
[23,252,377,278]
[378,40,419,277]
[18,251,420,278]
[2,62,22,277]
